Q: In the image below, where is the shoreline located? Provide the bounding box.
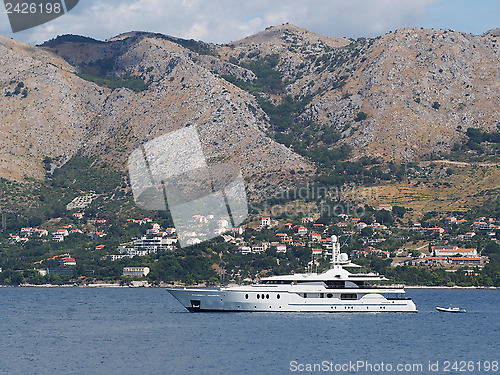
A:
[1,283,498,289]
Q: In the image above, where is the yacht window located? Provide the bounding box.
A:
[327,293,333,298]
[266,294,269,299]
[303,293,307,298]
[257,294,260,299]
[277,294,280,299]
[261,294,265,300]
[245,294,248,299]
[326,281,345,289]
[340,293,357,300]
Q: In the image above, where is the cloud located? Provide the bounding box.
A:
[1,0,486,46]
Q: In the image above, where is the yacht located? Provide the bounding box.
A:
[167,235,418,313]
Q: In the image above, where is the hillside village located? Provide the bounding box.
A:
[4,192,497,285]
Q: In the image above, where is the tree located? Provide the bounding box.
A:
[354,111,368,122]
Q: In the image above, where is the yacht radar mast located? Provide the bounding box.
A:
[325,235,360,268]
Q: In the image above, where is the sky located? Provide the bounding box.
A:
[0,0,498,45]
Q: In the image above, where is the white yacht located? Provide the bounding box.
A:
[167,235,418,313]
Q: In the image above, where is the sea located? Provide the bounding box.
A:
[0,288,498,375]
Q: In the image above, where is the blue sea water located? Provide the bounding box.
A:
[0,288,498,375]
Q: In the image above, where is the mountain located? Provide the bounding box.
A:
[217,24,499,161]
[0,24,499,199]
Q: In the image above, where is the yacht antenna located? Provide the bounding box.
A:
[325,235,349,269]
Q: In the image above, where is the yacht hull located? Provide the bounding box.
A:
[167,288,418,313]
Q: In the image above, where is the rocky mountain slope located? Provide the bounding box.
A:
[217,24,499,161]
[0,24,498,195]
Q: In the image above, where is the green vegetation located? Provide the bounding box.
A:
[41,34,104,47]
[354,111,368,122]
[77,72,149,92]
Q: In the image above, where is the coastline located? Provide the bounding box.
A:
[1,283,498,289]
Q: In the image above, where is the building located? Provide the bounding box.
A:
[59,257,76,266]
[238,246,252,254]
[252,243,269,254]
[421,227,445,235]
[312,248,323,256]
[276,244,287,253]
[423,257,447,264]
[356,222,368,230]
[377,204,392,211]
[297,226,308,235]
[123,267,150,277]
[38,268,74,276]
[310,232,322,241]
[451,258,481,265]
[460,232,476,240]
[261,217,271,227]
[432,246,478,258]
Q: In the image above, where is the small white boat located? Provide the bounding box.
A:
[436,306,466,313]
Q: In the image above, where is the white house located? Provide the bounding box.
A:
[123,267,150,277]
[261,217,271,227]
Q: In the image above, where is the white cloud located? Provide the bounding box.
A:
[0,0,477,46]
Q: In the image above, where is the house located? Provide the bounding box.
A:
[461,232,476,240]
[472,221,494,230]
[123,267,150,277]
[444,217,457,224]
[301,217,313,224]
[312,248,323,256]
[451,257,481,265]
[356,222,368,230]
[192,215,208,223]
[310,232,322,241]
[336,222,348,228]
[186,238,202,245]
[165,227,176,235]
[276,244,287,253]
[423,257,447,264]
[432,246,478,258]
[52,234,64,242]
[232,227,244,235]
[252,243,269,253]
[377,204,392,211]
[35,229,48,237]
[55,229,69,236]
[147,223,161,235]
[59,257,76,266]
[284,223,293,230]
[217,219,229,229]
[297,226,308,235]
[214,227,227,235]
[238,246,252,254]
[261,217,271,227]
